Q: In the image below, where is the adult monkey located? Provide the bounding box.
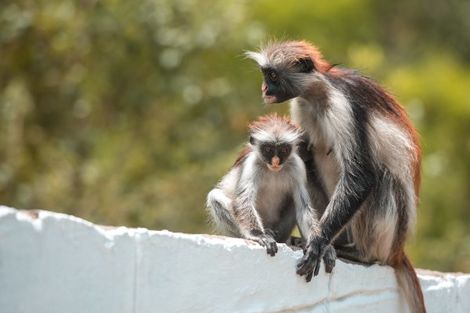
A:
[246,41,425,313]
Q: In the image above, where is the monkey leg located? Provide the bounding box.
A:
[270,196,297,243]
[331,227,374,265]
[337,214,394,265]
[342,171,410,266]
[206,188,240,237]
[335,245,375,265]
[286,236,305,250]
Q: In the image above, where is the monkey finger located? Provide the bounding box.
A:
[324,260,334,273]
[323,256,335,273]
[305,269,313,282]
[296,253,311,269]
[254,237,270,253]
[305,259,319,282]
[272,242,278,256]
[267,247,274,256]
[313,259,321,276]
[297,246,319,274]
[267,245,276,257]
[296,256,314,276]
[296,256,307,271]
[260,237,277,256]
[322,245,336,273]
[255,237,265,246]
[267,248,273,256]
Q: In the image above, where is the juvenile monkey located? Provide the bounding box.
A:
[207,114,335,277]
[246,41,425,313]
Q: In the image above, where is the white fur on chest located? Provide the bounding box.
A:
[255,170,293,224]
[290,90,353,196]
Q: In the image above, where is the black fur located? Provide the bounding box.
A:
[316,74,377,242]
[261,66,298,103]
[270,196,297,243]
[296,57,315,73]
[260,142,292,165]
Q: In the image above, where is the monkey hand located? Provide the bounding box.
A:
[252,232,278,257]
[297,136,313,162]
[296,236,330,282]
[322,244,336,274]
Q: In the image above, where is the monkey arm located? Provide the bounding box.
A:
[297,137,330,216]
[297,159,374,280]
[294,183,320,240]
[304,158,330,216]
[319,161,375,244]
[233,178,278,256]
[294,183,337,280]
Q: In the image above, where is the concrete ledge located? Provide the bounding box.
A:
[0,206,468,313]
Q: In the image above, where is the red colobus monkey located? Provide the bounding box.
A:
[246,41,425,313]
[207,114,335,278]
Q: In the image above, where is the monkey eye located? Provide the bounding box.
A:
[268,70,278,82]
[280,145,291,154]
[263,145,272,153]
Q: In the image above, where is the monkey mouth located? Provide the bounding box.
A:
[267,164,283,172]
[263,95,277,104]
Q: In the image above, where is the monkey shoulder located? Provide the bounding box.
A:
[232,145,253,168]
[289,155,308,180]
[215,166,240,197]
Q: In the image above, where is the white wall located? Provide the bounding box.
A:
[0,206,468,313]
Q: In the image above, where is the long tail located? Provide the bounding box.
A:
[393,253,426,313]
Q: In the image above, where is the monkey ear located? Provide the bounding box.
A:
[249,136,256,145]
[297,57,314,73]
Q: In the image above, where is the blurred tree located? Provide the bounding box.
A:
[0,0,468,272]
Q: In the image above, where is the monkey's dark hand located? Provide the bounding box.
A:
[296,236,330,282]
[322,244,336,274]
[297,135,313,163]
[253,232,278,257]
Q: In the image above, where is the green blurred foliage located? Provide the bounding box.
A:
[0,0,469,272]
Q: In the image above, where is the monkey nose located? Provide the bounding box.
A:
[271,156,280,166]
[262,82,268,93]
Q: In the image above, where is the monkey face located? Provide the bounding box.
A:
[260,58,314,104]
[259,142,292,172]
[261,67,292,104]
